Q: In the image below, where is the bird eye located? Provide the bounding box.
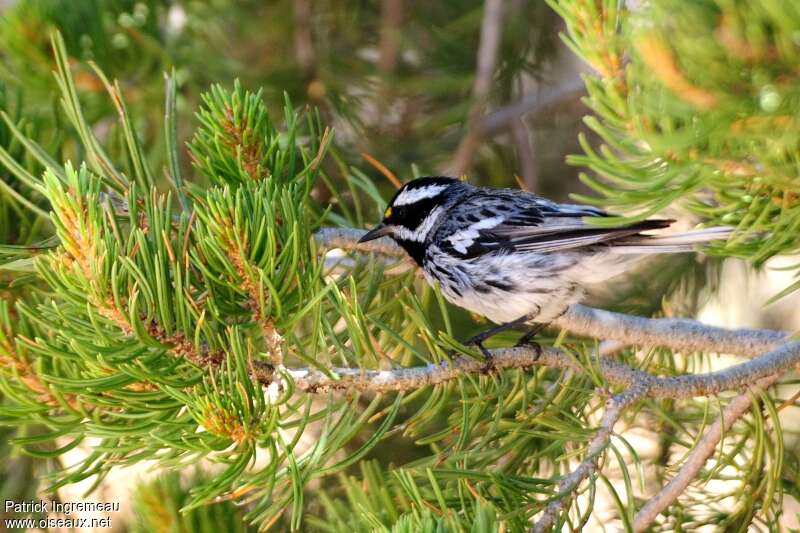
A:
[384,207,392,219]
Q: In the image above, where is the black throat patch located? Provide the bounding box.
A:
[393,238,426,266]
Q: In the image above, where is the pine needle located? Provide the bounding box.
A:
[361,152,402,189]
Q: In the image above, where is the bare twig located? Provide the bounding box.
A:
[448,0,504,175]
[378,0,404,74]
[315,227,408,258]
[631,373,781,532]
[532,385,649,533]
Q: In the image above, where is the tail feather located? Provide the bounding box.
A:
[611,226,733,254]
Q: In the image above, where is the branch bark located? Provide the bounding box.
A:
[553,304,786,358]
[280,341,800,398]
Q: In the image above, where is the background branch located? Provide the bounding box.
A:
[479,77,586,137]
[378,0,404,74]
[448,0,504,175]
[511,116,538,191]
[292,0,316,78]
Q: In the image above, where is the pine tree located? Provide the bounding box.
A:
[1,1,800,532]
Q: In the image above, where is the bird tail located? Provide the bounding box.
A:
[611,226,733,254]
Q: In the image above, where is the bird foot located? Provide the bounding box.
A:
[461,315,545,372]
[463,339,495,374]
[514,337,542,361]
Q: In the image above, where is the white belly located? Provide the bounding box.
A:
[422,246,637,324]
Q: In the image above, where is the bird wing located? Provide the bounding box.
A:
[439,190,672,257]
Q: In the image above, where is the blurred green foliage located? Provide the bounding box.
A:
[131,471,255,533]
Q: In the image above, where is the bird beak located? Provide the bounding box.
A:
[358,224,391,243]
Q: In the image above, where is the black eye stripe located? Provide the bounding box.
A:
[391,196,442,229]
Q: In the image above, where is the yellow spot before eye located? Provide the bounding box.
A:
[384,207,392,219]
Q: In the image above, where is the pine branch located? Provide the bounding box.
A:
[550,0,800,278]
[631,373,781,532]
[6,22,797,527]
[532,385,648,533]
[41,214,796,401]
[553,305,786,358]
[273,333,797,529]
[98,219,790,399]
[280,339,800,398]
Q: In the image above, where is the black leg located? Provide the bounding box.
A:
[514,322,547,361]
[462,313,540,372]
[463,315,530,348]
[515,322,547,347]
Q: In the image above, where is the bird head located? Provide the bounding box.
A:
[358,176,462,263]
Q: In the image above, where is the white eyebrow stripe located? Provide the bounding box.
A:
[393,184,449,206]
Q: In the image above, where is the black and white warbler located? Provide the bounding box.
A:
[359,176,731,356]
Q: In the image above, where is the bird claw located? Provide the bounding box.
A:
[461,317,545,373]
[461,338,495,374]
[514,337,542,361]
[475,342,495,374]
